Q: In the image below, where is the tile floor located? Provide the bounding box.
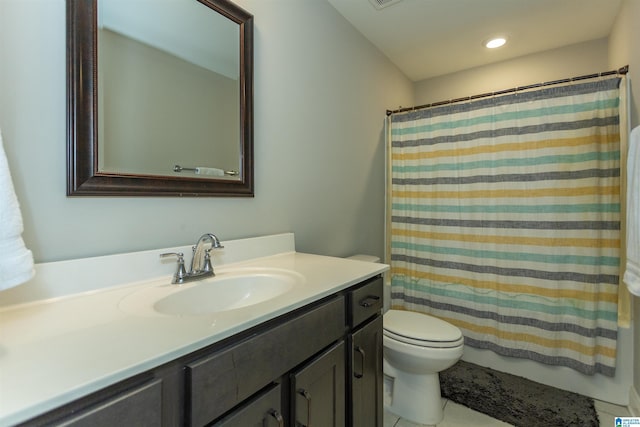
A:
[384,397,632,427]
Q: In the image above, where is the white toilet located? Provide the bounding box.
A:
[345,255,464,425]
[383,309,464,425]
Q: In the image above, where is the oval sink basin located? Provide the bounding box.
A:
[155,273,296,315]
[119,268,304,317]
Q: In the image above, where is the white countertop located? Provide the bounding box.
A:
[0,234,388,426]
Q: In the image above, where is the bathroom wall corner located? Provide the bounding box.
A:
[629,385,640,416]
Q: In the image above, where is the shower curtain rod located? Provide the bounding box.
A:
[386,65,629,116]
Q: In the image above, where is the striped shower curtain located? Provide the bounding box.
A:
[389,78,622,376]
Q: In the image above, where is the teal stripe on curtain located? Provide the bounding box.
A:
[392,241,620,266]
[392,278,618,322]
[389,77,621,376]
[391,99,620,136]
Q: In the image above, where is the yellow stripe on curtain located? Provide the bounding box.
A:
[392,134,620,161]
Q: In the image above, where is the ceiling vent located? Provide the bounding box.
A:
[368,0,403,10]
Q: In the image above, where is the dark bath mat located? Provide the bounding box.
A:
[439,360,599,427]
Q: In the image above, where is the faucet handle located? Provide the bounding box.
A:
[202,249,214,274]
[160,252,184,263]
[160,252,187,284]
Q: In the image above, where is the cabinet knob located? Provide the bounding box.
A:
[359,295,380,308]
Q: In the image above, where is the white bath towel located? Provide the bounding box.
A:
[624,126,640,296]
[0,128,34,290]
[195,167,225,176]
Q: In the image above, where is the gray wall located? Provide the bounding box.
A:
[0,0,413,263]
[414,38,610,106]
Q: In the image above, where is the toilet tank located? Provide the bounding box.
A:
[346,254,381,263]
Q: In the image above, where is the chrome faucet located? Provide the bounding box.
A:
[160,233,224,284]
[190,233,224,273]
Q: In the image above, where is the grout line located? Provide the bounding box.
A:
[442,398,449,411]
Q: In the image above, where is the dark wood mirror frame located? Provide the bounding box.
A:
[66,0,253,197]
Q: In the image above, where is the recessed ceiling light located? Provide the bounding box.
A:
[484,37,507,49]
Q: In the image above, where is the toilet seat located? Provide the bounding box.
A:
[384,310,464,348]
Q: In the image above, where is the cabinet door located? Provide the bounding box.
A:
[350,315,383,427]
[291,341,345,427]
[211,383,284,427]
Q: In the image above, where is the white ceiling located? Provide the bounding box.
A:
[327,0,623,82]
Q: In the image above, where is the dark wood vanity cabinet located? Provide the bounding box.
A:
[348,277,384,427]
[291,341,346,427]
[18,275,383,427]
[186,295,345,426]
[16,376,165,427]
[210,383,283,427]
[350,316,383,427]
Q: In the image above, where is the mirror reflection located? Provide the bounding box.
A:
[97,0,241,180]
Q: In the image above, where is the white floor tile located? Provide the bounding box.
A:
[394,416,434,427]
[595,399,631,426]
[384,409,400,427]
[385,398,630,427]
[384,399,447,427]
[384,400,511,427]
[437,401,513,427]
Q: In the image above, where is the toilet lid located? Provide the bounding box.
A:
[383,309,463,345]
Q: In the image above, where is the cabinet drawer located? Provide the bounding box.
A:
[211,383,283,427]
[54,379,162,427]
[348,276,383,328]
[186,296,345,426]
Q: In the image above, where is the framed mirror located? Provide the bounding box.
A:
[67,0,253,196]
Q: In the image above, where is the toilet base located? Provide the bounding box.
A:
[384,359,444,425]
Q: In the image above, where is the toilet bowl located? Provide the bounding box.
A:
[383,309,464,425]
